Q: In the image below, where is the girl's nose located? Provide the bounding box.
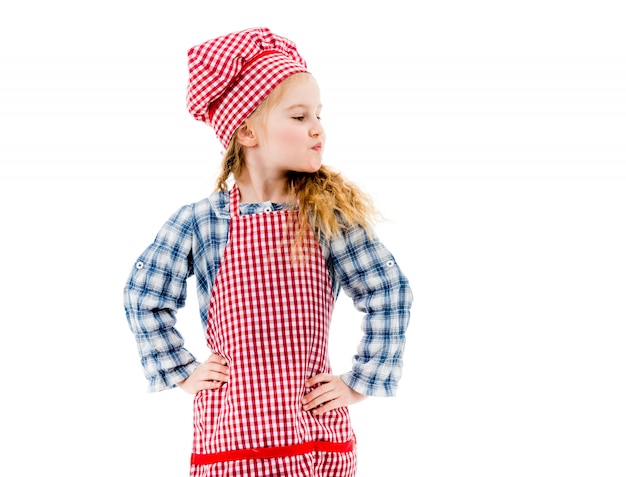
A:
[310,120,323,137]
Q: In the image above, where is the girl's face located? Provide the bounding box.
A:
[248,75,325,175]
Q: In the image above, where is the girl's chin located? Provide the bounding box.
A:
[308,158,323,172]
[293,162,322,174]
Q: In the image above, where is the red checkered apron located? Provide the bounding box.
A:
[190,185,357,477]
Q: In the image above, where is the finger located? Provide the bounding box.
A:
[302,387,339,410]
[202,380,227,390]
[204,357,229,374]
[309,399,339,416]
[200,359,230,376]
[191,380,225,394]
[305,373,332,388]
[302,385,328,406]
[203,364,229,377]
[206,354,228,365]
[200,369,229,382]
[302,376,339,405]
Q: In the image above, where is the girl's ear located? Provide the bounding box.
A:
[236,121,258,147]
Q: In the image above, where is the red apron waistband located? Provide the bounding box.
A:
[191,438,356,465]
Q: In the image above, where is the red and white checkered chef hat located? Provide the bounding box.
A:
[186,27,309,148]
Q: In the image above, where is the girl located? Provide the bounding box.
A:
[124,27,413,477]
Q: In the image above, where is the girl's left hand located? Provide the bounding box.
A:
[302,374,367,415]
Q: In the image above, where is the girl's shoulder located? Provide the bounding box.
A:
[173,190,230,223]
[192,189,230,221]
[159,190,229,231]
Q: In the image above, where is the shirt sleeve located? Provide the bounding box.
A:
[328,226,413,397]
[123,204,200,392]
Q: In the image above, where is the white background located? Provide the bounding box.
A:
[1,1,625,475]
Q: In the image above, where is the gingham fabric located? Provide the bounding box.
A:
[190,184,356,476]
[186,27,308,148]
[123,188,413,397]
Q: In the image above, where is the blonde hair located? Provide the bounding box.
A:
[215,73,379,248]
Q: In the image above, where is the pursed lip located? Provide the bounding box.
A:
[312,142,323,152]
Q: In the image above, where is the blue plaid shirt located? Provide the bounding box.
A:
[123,189,413,397]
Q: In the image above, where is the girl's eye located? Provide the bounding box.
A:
[292,116,322,122]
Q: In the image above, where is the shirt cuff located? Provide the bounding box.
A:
[340,370,398,398]
[146,360,200,393]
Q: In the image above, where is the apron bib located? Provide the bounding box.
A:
[190,185,356,477]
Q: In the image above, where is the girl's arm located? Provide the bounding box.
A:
[123,204,200,392]
[328,225,413,397]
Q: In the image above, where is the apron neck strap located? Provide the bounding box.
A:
[229,183,240,218]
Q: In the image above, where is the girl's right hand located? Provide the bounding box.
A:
[177,354,229,394]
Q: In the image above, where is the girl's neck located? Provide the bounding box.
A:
[236,171,290,204]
